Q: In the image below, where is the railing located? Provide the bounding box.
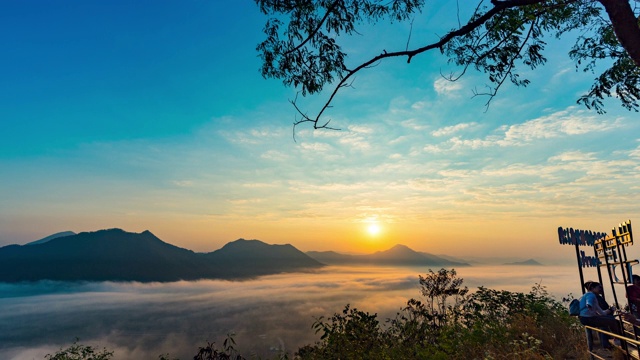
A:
[585,322,640,360]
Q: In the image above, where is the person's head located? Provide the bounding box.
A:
[585,281,603,294]
[633,274,640,286]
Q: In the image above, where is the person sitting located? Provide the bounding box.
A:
[579,281,623,347]
[583,280,617,348]
[626,275,640,315]
[584,281,617,317]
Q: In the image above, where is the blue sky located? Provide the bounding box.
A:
[1,1,639,262]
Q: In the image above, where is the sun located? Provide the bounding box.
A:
[367,223,381,236]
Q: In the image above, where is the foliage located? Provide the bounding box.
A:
[44,340,113,360]
[418,268,469,326]
[296,269,588,360]
[297,304,385,359]
[255,0,640,130]
[194,334,246,360]
[158,354,180,360]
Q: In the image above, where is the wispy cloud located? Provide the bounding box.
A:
[431,122,478,137]
[172,180,194,187]
[433,77,463,96]
[299,142,333,153]
[500,108,620,144]
[548,151,597,162]
[422,107,625,152]
[400,118,430,131]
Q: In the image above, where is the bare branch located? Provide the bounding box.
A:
[290,92,341,142]
[406,18,414,51]
[474,17,539,108]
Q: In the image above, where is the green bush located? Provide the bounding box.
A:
[296,269,588,360]
[45,340,113,360]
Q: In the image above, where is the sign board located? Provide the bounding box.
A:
[558,220,633,300]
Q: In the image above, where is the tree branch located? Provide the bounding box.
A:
[306,0,548,129]
[473,17,539,108]
[598,0,640,67]
[284,0,341,55]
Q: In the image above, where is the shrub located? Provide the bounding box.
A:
[297,269,589,360]
[45,340,113,360]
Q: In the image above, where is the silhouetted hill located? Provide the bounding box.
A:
[503,258,543,266]
[204,239,323,277]
[26,231,76,245]
[307,244,469,267]
[0,229,323,282]
[305,250,348,263]
[433,253,477,264]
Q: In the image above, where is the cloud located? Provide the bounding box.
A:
[411,101,428,110]
[242,182,278,189]
[261,150,290,161]
[347,125,375,134]
[449,136,495,150]
[299,142,333,153]
[400,118,430,131]
[422,144,444,153]
[433,77,463,96]
[0,267,422,360]
[431,122,478,137]
[500,108,620,144]
[548,151,597,162]
[172,180,194,187]
[421,107,625,153]
[228,198,265,205]
[0,265,582,360]
[338,135,371,151]
[628,142,640,158]
[549,66,572,82]
[388,136,409,145]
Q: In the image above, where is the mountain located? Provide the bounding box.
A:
[0,229,323,282]
[434,253,477,264]
[307,244,469,267]
[204,239,324,277]
[503,258,543,266]
[26,231,76,245]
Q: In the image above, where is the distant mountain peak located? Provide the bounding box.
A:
[374,244,418,256]
[26,231,76,246]
[387,244,414,252]
[222,238,268,248]
[503,258,543,266]
[307,244,469,267]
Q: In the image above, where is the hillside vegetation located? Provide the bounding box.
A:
[46,269,589,359]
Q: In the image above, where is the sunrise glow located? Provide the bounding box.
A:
[367,223,381,236]
[1,0,639,262]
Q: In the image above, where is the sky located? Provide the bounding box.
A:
[1,1,639,261]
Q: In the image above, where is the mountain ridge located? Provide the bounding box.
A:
[0,229,323,282]
[503,258,543,266]
[26,231,76,246]
[306,244,469,267]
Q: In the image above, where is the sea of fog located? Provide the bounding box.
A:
[0,265,601,360]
